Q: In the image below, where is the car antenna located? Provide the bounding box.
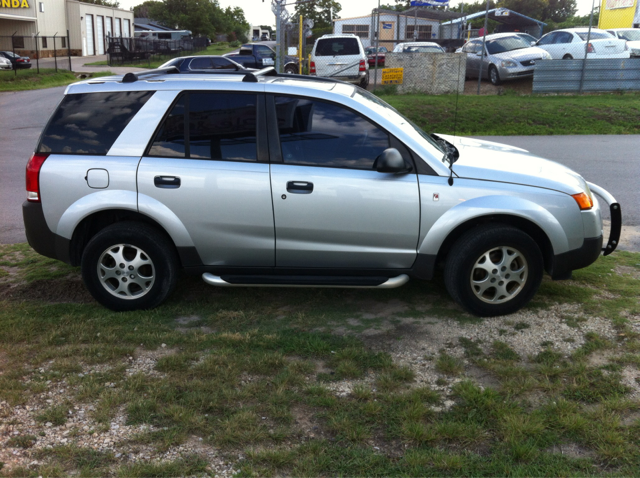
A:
[448,49,463,187]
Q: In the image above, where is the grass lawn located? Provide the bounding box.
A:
[381,92,640,136]
[1,243,639,476]
[0,69,114,92]
[84,42,239,69]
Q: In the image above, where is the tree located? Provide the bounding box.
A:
[80,0,120,7]
[543,0,577,23]
[294,0,342,38]
[133,1,164,18]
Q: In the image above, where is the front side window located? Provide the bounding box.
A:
[537,33,556,45]
[274,96,389,170]
[38,91,154,155]
[148,92,258,162]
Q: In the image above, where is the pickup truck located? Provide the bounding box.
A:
[225,43,299,74]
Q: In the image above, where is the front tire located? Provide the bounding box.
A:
[284,64,298,74]
[489,65,502,85]
[444,225,543,317]
[81,222,179,312]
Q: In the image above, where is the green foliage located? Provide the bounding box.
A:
[0,70,114,92]
[133,0,249,41]
[79,0,119,8]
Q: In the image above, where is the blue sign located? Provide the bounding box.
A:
[410,0,450,6]
[382,23,393,29]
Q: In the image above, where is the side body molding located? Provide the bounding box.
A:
[137,193,195,248]
[418,195,570,256]
[56,190,139,240]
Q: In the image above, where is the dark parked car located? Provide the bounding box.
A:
[226,43,298,74]
[0,51,31,69]
[159,55,249,72]
[365,46,387,67]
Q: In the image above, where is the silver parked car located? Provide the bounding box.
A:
[460,33,552,85]
[606,28,640,57]
[0,56,11,70]
[23,67,621,317]
[392,42,445,53]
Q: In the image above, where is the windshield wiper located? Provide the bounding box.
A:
[431,134,459,186]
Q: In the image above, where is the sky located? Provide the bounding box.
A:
[120,0,601,26]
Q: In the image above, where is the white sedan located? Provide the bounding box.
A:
[0,56,11,70]
[606,28,640,57]
[392,42,445,53]
[535,28,630,59]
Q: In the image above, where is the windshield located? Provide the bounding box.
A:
[485,36,532,54]
[353,89,446,162]
[576,31,613,40]
[404,45,443,53]
[617,30,640,41]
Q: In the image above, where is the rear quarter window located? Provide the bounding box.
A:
[316,38,360,56]
[38,91,154,155]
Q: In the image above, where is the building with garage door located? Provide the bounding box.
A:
[0,0,133,57]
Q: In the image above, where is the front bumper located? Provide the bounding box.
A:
[498,64,535,81]
[550,182,621,279]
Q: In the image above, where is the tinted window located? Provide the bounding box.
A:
[275,96,389,170]
[554,32,573,43]
[189,93,257,161]
[148,96,186,158]
[38,91,153,155]
[189,57,213,69]
[211,57,236,69]
[576,31,614,40]
[486,36,531,54]
[536,33,556,45]
[315,38,360,56]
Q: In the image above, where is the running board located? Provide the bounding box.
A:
[202,273,410,289]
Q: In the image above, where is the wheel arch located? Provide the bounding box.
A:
[423,213,559,277]
[68,209,199,268]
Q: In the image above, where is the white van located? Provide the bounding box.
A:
[310,34,369,87]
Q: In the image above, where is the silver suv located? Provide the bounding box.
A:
[23,67,621,316]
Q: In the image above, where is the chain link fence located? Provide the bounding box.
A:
[106,36,208,67]
[0,33,72,74]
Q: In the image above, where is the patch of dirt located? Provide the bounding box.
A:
[603,221,640,253]
[620,366,640,400]
[615,265,640,280]
[1,279,93,304]
[463,78,533,96]
[546,443,596,459]
[125,347,178,378]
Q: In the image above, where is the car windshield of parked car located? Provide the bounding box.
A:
[353,89,446,161]
[617,30,640,41]
[316,38,360,56]
[485,36,531,54]
[403,45,443,53]
[575,31,613,41]
[2,51,19,58]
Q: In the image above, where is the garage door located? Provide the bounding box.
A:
[86,14,95,56]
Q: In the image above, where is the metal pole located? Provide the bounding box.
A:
[35,32,39,74]
[579,0,597,94]
[12,32,16,76]
[477,0,490,95]
[373,1,380,93]
[299,15,303,73]
[53,33,58,72]
[67,30,71,71]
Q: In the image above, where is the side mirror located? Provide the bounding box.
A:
[374,148,411,174]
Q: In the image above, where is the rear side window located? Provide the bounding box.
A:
[148,92,258,162]
[315,38,360,56]
[38,91,153,155]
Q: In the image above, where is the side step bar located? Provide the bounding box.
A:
[202,273,410,289]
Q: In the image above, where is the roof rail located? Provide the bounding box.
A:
[122,66,180,83]
[242,66,278,82]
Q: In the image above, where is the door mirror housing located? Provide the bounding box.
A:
[374,148,411,174]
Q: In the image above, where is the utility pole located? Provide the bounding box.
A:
[477,0,490,95]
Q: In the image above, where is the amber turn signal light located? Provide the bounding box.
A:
[572,192,593,210]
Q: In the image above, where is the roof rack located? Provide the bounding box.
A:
[120,64,352,86]
[122,66,180,83]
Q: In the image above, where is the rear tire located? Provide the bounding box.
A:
[563,54,573,60]
[284,64,298,74]
[444,225,543,317]
[359,72,369,89]
[81,222,179,312]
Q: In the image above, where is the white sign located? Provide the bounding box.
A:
[605,0,635,10]
[494,8,510,16]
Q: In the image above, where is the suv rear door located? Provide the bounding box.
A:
[137,91,275,266]
[267,95,420,269]
[313,37,363,78]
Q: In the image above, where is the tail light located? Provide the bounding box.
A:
[359,59,366,72]
[16,58,24,62]
[26,153,49,202]
[587,43,595,54]
[310,61,316,74]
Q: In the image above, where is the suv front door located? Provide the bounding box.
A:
[268,95,420,269]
